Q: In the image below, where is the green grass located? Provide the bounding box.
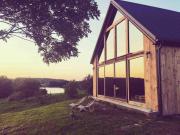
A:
[0,95,180,135]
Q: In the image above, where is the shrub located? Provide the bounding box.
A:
[64,81,78,98]
[13,78,41,98]
[0,76,13,98]
[39,89,47,96]
[80,75,93,95]
[7,91,25,101]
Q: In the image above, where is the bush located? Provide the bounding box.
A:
[80,75,93,95]
[39,89,47,96]
[64,81,78,98]
[0,76,13,98]
[7,91,25,101]
[0,77,48,101]
[13,78,41,98]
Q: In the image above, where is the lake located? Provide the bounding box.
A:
[43,87,65,94]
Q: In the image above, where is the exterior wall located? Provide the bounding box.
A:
[144,36,159,112]
[160,46,180,115]
[92,36,159,113]
[93,56,98,97]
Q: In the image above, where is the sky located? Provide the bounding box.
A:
[0,0,180,81]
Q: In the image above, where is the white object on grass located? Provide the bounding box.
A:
[69,96,87,109]
[77,100,96,112]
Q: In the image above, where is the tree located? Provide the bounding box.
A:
[0,0,100,64]
[64,80,78,98]
[13,78,41,98]
[80,75,93,95]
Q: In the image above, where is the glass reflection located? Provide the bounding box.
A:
[113,11,124,24]
[117,21,126,56]
[129,57,145,102]
[129,22,144,53]
[106,29,114,60]
[115,61,126,99]
[105,64,114,97]
[99,47,105,63]
[98,67,104,95]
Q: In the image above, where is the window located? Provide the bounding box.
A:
[129,57,145,102]
[129,22,144,53]
[97,11,145,104]
[113,11,124,24]
[98,67,104,95]
[99,47,105,63]
[105,64,114,97]
[115,61,126,99]
[106,29,115,60]
[117,20,126,56]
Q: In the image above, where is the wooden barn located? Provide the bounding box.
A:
[90,0,180,116]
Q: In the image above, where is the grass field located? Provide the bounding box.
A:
[0,94,180,135]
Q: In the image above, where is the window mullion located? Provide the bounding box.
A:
[114,27,117,97]
[104,34,106,96]
[126,19,130,103]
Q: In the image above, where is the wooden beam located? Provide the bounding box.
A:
[126,19,130,103]
[114,26,117,97]
[106,17,125,32]
[104,34,106,96]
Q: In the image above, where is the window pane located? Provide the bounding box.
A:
[117,20,126,56]
[105,64,114,97]
[129,57,145,103]
[113,11,124,24]
[106,29,114,60]
[98,67,104,95]
[129,22,144,53]
[115,61,126,99]
[99,47,105,63]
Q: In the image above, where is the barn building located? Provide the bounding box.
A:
[91,0,180,115]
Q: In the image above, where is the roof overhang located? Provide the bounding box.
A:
[90,3,115,64]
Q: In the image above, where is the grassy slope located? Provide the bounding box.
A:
[0,95,180,135]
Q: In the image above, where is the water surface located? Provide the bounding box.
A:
[43,87,65,94]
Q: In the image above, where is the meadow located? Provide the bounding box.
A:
[0,94,180,135]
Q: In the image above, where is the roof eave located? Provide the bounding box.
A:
[156,39,180,46]
[90,4,114,64]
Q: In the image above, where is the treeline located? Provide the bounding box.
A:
[0,76,47,101]
[48,80,68,87]
[17,78,69,88]
[0,75,93,100]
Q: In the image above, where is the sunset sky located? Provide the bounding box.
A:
[0,0,180,81]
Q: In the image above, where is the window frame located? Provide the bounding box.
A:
[104,63,115,97]
[129,56,145,103]
[97,65,105,96]
[97,10,145,104]
[105,28,115,61]
[114,60,127,100]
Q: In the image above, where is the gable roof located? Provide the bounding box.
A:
[91,0,180,64]
[115,0,180,43]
